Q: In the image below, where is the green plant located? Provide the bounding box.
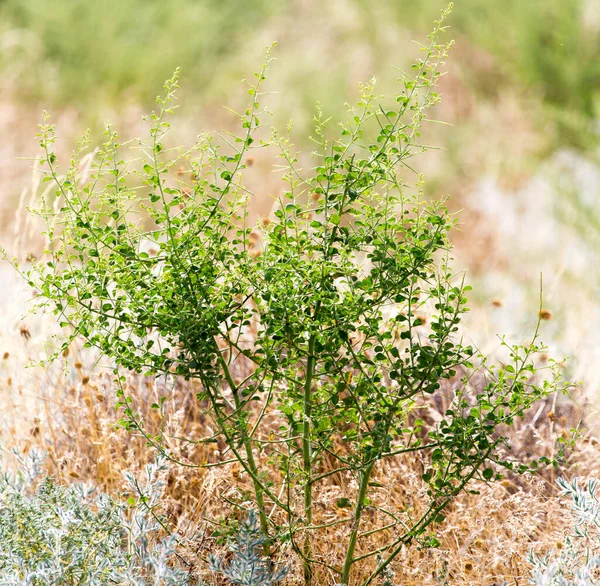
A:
[528,477,600,586]
[7,5,573,585]
[0,452,191,585]
[209,511,287,586]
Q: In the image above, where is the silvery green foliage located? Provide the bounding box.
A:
[528,477,600,586]
[115,457,191,585]
[209,511,287,586]
[0,452,190,585]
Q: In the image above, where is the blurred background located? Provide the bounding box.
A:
[1,0,600,397]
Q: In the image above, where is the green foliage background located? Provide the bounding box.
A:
[1,0,598,148]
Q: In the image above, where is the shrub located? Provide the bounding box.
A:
[6,5,573,585]
[0,453,288,585]
[528,477,600,586]
[0,452,190,585]
[209,511,287,586]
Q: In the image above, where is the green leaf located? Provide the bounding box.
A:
[482,468,494,481]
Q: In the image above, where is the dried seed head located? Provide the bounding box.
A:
[177,165,187,176]
[491,298,504,308]
[312,193,321,203]
[245,156,255,167]
[74,362,83,370]
[62,347,70,357]
[248,231,261,243]
[464,562,473,572]
[547,410,556,421]
[7,377,12,386]
[2,352,8,360]
[81,376,90,385]
[539,308,553,320]
[69,471,80,479]
[19,324,31,340]
[259,217,271,228]
[500,479,519,494]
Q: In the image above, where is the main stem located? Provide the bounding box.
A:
[302,333,317,586]
[242,430,271,552]
[341,460,376,585]
[216,352,271,554]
